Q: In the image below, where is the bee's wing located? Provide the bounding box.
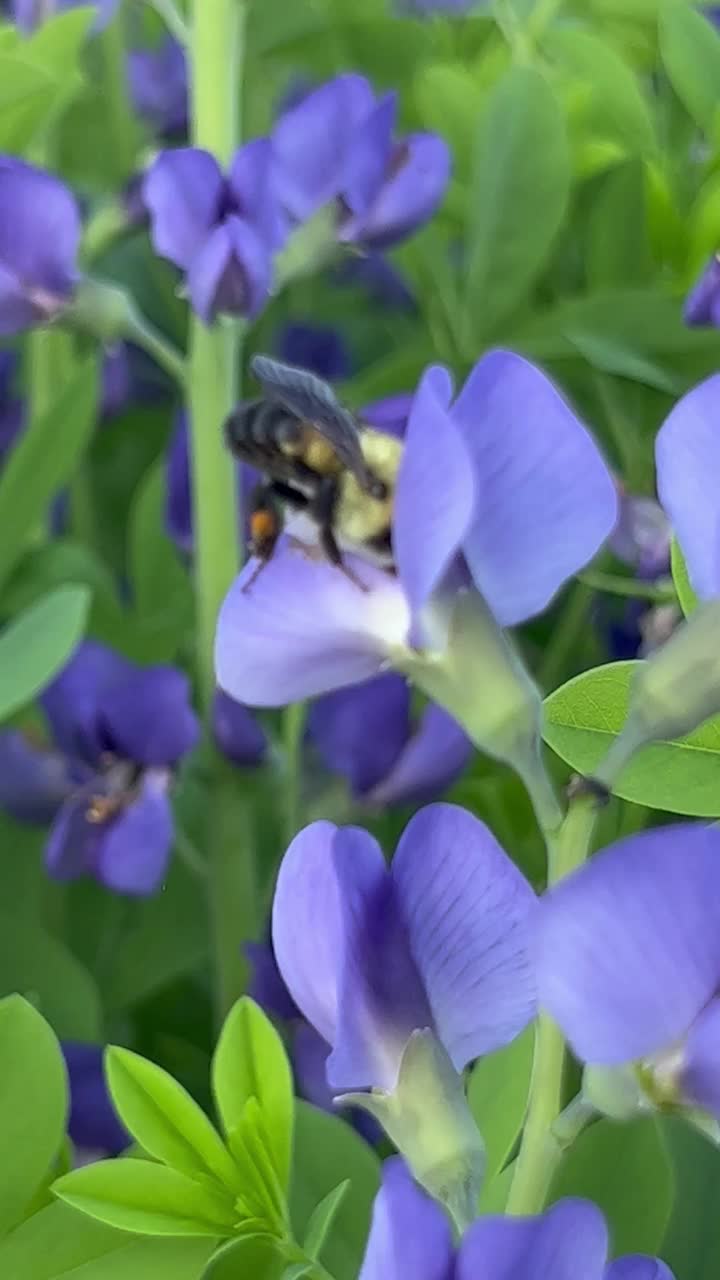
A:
[250,354,374,487]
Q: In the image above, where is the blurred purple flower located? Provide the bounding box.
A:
[536,824,720,1119]
[273,75,450,249]
[603,493,675,660]
[143,144,286,324]
[128,37,188,139]
[361,391,413,438]
[62,1042,129,1160]
[0,642,199,894]
[684,256,720,327]
[212,689,267,768]
[216,352,617,707]
[359,1158,674,1280]
[0,158,80,335]
[277,322,352,382]
[656,373,720,599]
[308,673,470,808]
[333,250,416,311]
[273,803,537,1092]
[11,0,117,33]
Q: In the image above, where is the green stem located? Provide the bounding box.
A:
[506,793,598,1216]
[283,701,307,846]
[143,0,190,44]
[124,308,187,387]
[578,569,676,605]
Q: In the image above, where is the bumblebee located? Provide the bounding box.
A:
[224,354,403,588]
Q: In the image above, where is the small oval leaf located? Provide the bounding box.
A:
[0,585,90,722]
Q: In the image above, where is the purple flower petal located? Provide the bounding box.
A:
[358,1157,453,1280]
[96,771,173,895]
[340,133,451,250]
[457,1198,608,1280]
[278,322,352,382]
[273,74,375,220]
[0,159,80,333]
[684,256,720,327]
[307,673,411,797]
[342,93,397,216]
[682,996,720,1116]
[127,37,188,138]
[292,1022,334,1113]
[42,641,134,764]
[186,216,272,323]
[453,351,618,625]
[655,374,720,600]
[62,1042,129,1157]
[362,392,413,437]
[246,940,299,1022]
[215,543,410,707]
[45,796,102,880]
[212,689,267,767]
[0,730,70,823]
[393,365,475,618]
[143,148,223,270]
[605,1260,675,1280]
[229,138,288,250]
[392,803,537,1071]
[165,412,194,554]
[98,667,199,766]
[535,825,720,1064]
[609,495,670,579]
[365,704,471,809]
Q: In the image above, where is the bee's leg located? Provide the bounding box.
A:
[243,483,283,593]
[312,477,369,593]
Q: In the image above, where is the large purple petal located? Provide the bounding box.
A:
[535,825,720,1064]
[457,1198,608,1280]
[0,262,41,336]
[273,75,375,220]
[186,216,272,323]
[212,690,267,767]
[98,666,199,766]
[341,134,451,250]
[342,93,397,216]
[605,1260,675,1280]
[272,821,346,1046]
[143,148,223,270]
[453,351,618,626]
[366,704,471,809]
[655,374,720,600]
[292,1022,334,1113]
[229,138,288,250]
[246,940,299,1022]
[62,1042,129,1157]
[393,365,476,618]
[681,996,720,1116]
[684,256,720,327]
[42,641,134,764]
[307,673,411,797]
[45,796,103,880]
[358,1158,454,1280]
[0,160,80,328]
[0,731,70,823]
[392,804,537,1071]
[215,543,411,707]
[96,771,173,895]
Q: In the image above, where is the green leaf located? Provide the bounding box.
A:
[0,11,91,151]
[467,1026,534,1184]
[0,1202,126,1280]
[201,1235,284,1280]
[659,1,720,139]
[0,912,101,1039]
[671,537,698,618]
[302,1182,350,1260]
[661,1114,720,1280]
[67,1237,215,1280]
[127,463,193,664]
[544,27,656,155]
[549,1118,674,1256]
[464,66,570,341]
[586,160,653,290]
[53,1159,237,1237]
[0,996,67,1237]
[228,1097,286,1227]
[0,358,98,592]
[544,660,720,816]
[291,1102,380,1280]
[0,540,125,644]
[212,998,293,1193]
[0,585,90,722]
[105,1048,241,1193]
[414,62,484,175]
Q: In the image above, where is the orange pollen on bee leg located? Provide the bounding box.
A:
[250,510,278,543]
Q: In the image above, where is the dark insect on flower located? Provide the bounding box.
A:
[224,354,402,590]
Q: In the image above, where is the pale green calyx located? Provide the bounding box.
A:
[338,1030,485,1236]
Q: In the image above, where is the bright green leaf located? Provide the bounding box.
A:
[549,1118,674,1256]
[544,26,656,155]
[67,1236,215,1280]
[291,1102,380,1280]
[0,358,97,592]
[212,998,293,1193]
[105,1048,241,1192]
[659,1,720,139]
[0,586,90,722]
[661,1114,720,1280]
[201,1234,284,1280]
[303,1182,350,1261]
[0,12,90,152]
[0,911,101,1040]
[0,1201,127,1280]
[467,1027,534,1184]
[586,161,654,291]
[671,537,698,617]
[0,996,67,1237]
[544,660,720,816]
[53,1159,237,1237]
[464,66,570,341]
[228,1097,286,1227]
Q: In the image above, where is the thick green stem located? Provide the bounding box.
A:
[506,793,598,1215]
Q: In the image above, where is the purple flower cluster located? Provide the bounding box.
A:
[0,158,80,336]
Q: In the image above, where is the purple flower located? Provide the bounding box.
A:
[536,824,720,1119]
[655,373,720,599]
[272,803,536,1092]
[216,352,617,707]
[143,144,286,324]
[127,37,188,139]
[684,256,720,327]
[62,1042,129,1161]
[308,673,470,808]
[273,75,450,249]
[277,322,352,382]
[362,391,413,438]
[212,689,267,767]
[11,0,117,33]
[0,642,200,894]
[603,493,675,660]
[359,1158,674,1280]
[333,250,416,311]
[0,349,24,456]
[0,158,80,335]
